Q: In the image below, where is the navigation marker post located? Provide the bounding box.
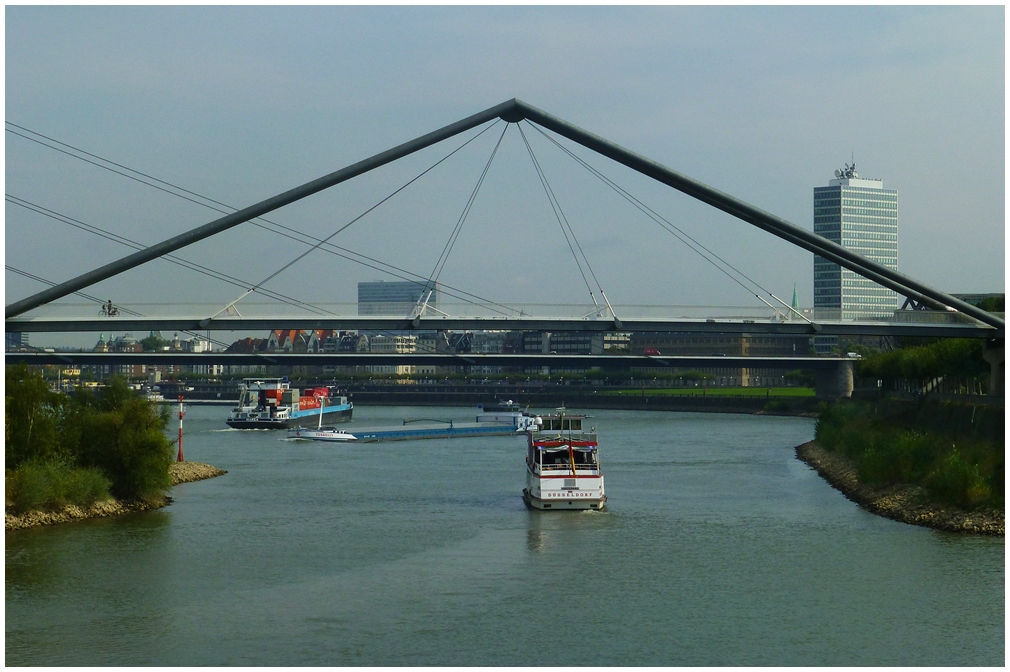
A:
[177,396,186,462]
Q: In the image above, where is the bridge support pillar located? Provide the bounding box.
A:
[982,339,1004,397]
[815,360,853,400]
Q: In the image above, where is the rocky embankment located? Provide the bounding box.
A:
[169,461,227,485]
[796,441,1004,536]
[5,462,227,532]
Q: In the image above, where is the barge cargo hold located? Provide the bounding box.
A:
[348,420,524,442]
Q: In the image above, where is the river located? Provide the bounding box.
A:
[5,405,1004,665]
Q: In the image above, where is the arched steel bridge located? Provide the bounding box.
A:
[6,99,1004,360]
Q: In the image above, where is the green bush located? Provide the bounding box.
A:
[6,368,174,512]
[927,449,992,508]
[816,400,1003,509]
[5,364,67,469]
[856,431,936,485]
[7,460,111,513]
[76,387,173,501]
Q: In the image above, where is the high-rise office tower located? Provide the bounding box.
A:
[813,163,898,325]
[357,280,438,315]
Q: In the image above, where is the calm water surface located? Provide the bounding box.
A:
[6,405,1004,665]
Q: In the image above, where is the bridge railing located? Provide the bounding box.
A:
[10,301,995,326]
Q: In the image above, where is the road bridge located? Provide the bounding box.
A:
[4,314,998,340]
[5,351,863,399]
[6,99,1004,395]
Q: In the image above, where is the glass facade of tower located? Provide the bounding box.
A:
[813,177,898,322]
[357,280,438,315]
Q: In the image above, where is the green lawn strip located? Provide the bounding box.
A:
[598,387,815,397]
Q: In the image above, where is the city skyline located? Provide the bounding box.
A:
[6,6,1004,349]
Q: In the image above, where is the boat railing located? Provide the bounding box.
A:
[533,432,597,443]
[538,463,599,473]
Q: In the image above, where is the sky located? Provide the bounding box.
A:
[5,6,1005,349]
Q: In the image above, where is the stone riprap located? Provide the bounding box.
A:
[796,441,1004,536]
[6,462,226,532]
[170,461,227,485]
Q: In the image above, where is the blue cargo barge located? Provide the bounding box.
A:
[351,419,526,442]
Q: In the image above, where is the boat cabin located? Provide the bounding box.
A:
[529,444,600,472]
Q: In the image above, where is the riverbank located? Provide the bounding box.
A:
[796,441,1004,536]
[5,462,226,532]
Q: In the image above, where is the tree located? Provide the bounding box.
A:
[857,339,987,384]
[74,377,174,500]
[5,364,67,469]
[140,334,168,352]
[974,296,1004,313]
[6,368,173,511]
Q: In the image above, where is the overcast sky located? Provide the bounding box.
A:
[5,6,1005,348]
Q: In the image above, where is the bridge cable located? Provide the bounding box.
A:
[527,121,792,316]
[5,194,331,317]
[8,262,441,362]
[5,121,523,318]
[415,124,510,317]
[5,264,236,351]
[526,123,811,323]
[233,123,512,319]
[517,125,595,304]
[518,123,620,319]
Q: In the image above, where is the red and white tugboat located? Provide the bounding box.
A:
[522,409,606,511]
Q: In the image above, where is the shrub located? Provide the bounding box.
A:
[77,389,173,501]
[5,364,67,469]
[927,449,991,508]
[816,400,1002,509]
[7,460,111,513]
[857,431,937,485]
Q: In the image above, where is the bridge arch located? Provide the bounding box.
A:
[5,98,1003,336]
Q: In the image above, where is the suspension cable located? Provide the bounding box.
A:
[5,264,236,350]
[6,121,523,317]
[423,124,509,302]
[517,124,603,306]
[522,123,608,297]
[6,195,330,316]
[526,123,809,321]
[240,122,513,317]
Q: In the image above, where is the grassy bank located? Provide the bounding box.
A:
[814,398,1003,511]
[598,386,815,398]
[6,462,228,531]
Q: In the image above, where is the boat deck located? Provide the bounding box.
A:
[347,421,524,442]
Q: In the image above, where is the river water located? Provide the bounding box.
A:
[5,405,1004,665]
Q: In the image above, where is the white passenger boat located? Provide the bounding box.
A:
[288,426,357,442]
[522,409,606,511]
[287,398,358,441]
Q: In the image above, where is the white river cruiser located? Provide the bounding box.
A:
[288,399,358,441]
[288,426,358,442]
[226,378,353,429]
[522,409,606,511]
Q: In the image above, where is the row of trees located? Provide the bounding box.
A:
[6,364,174,513]
[857,338,988,380]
